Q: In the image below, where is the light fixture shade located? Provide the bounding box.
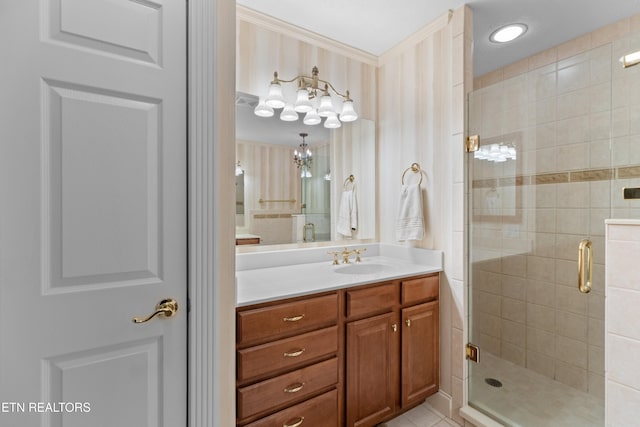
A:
[301,167,312,178]
[280,104,299,121]
[324,113,341,129]
[317,94,334,117]
[620,51,640,68]
[339,100,358,122]
[265,83,286,109]
[254,99,274,117]
[303,110,321,125]
[294,89,313,113]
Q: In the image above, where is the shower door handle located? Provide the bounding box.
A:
[578,239,592,294]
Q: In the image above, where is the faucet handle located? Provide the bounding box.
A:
[327,251,340,265]
[353,247,367,263]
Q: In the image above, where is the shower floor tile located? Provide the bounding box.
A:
[469,353,604,427]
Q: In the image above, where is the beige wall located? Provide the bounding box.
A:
[236,6,377,122]
[376,6,472,424]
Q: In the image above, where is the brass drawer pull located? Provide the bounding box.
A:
[284,348,305,357]
[283,382,304,393]
[283,314,305,322]
[284,416,304,427]
[406,319,412,327]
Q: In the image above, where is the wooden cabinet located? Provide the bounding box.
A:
[345,274,439,427]
[236,273,439,427]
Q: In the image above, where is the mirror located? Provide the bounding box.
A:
[235,92,376,248]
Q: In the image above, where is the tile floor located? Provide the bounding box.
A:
[377,402,462,427]
[379,350,605,427]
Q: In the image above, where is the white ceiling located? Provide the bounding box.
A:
[236,0,640,76]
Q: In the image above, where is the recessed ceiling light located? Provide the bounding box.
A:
[489,23,528,43]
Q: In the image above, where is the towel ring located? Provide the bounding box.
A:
[401,163,423,185]
[343,174,355,190]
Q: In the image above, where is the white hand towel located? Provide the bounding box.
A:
[395,183,424,241]
[337,189,357,237]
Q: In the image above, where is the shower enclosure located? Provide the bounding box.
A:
[466,29,640,425]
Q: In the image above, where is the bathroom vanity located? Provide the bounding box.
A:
[235,244,442,427]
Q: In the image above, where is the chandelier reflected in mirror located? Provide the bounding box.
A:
[254,66,358,129]
[294,133,313,178]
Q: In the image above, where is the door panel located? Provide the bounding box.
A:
[0,0,187,425]
[45,81,163,289]
[401,301,439,407]
[45,0,163,64]
[345,311,399,427]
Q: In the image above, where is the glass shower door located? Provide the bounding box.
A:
[466,44,611,426]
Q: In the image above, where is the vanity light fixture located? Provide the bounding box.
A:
[255,66,358,128]
[489,23,528,43]
[293,132,313,178]
[620,51,640,68]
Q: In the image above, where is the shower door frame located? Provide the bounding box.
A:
[463,44,613,426]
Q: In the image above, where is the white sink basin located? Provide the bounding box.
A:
[334,263,386,275]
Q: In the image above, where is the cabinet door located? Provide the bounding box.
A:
[401,301,439,407]
[346,311,399,427]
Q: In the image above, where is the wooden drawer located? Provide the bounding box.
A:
[237,294,338,345]
[237,358,338,421]
[245,389,338,427]
[346,283,396,318]
[238,326,338,382]
[401,274,439,305]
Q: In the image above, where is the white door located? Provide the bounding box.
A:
[0,1,187,426]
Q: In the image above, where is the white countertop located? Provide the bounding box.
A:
[236,244,443,307]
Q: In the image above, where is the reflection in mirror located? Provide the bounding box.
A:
[235,92,375,248]
[235,171,244,227]
[471,132,522,223]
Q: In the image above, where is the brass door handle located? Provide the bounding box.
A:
[406,319,412,327]
[132,298,179,323]
[578,239,592,294]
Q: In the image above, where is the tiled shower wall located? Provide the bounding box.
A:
[470,18,640,402]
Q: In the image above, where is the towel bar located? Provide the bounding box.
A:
[343,174,355,190]
[401,163,423,185]
[258,198,296,203]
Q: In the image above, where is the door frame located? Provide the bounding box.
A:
[188,0,236,426]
